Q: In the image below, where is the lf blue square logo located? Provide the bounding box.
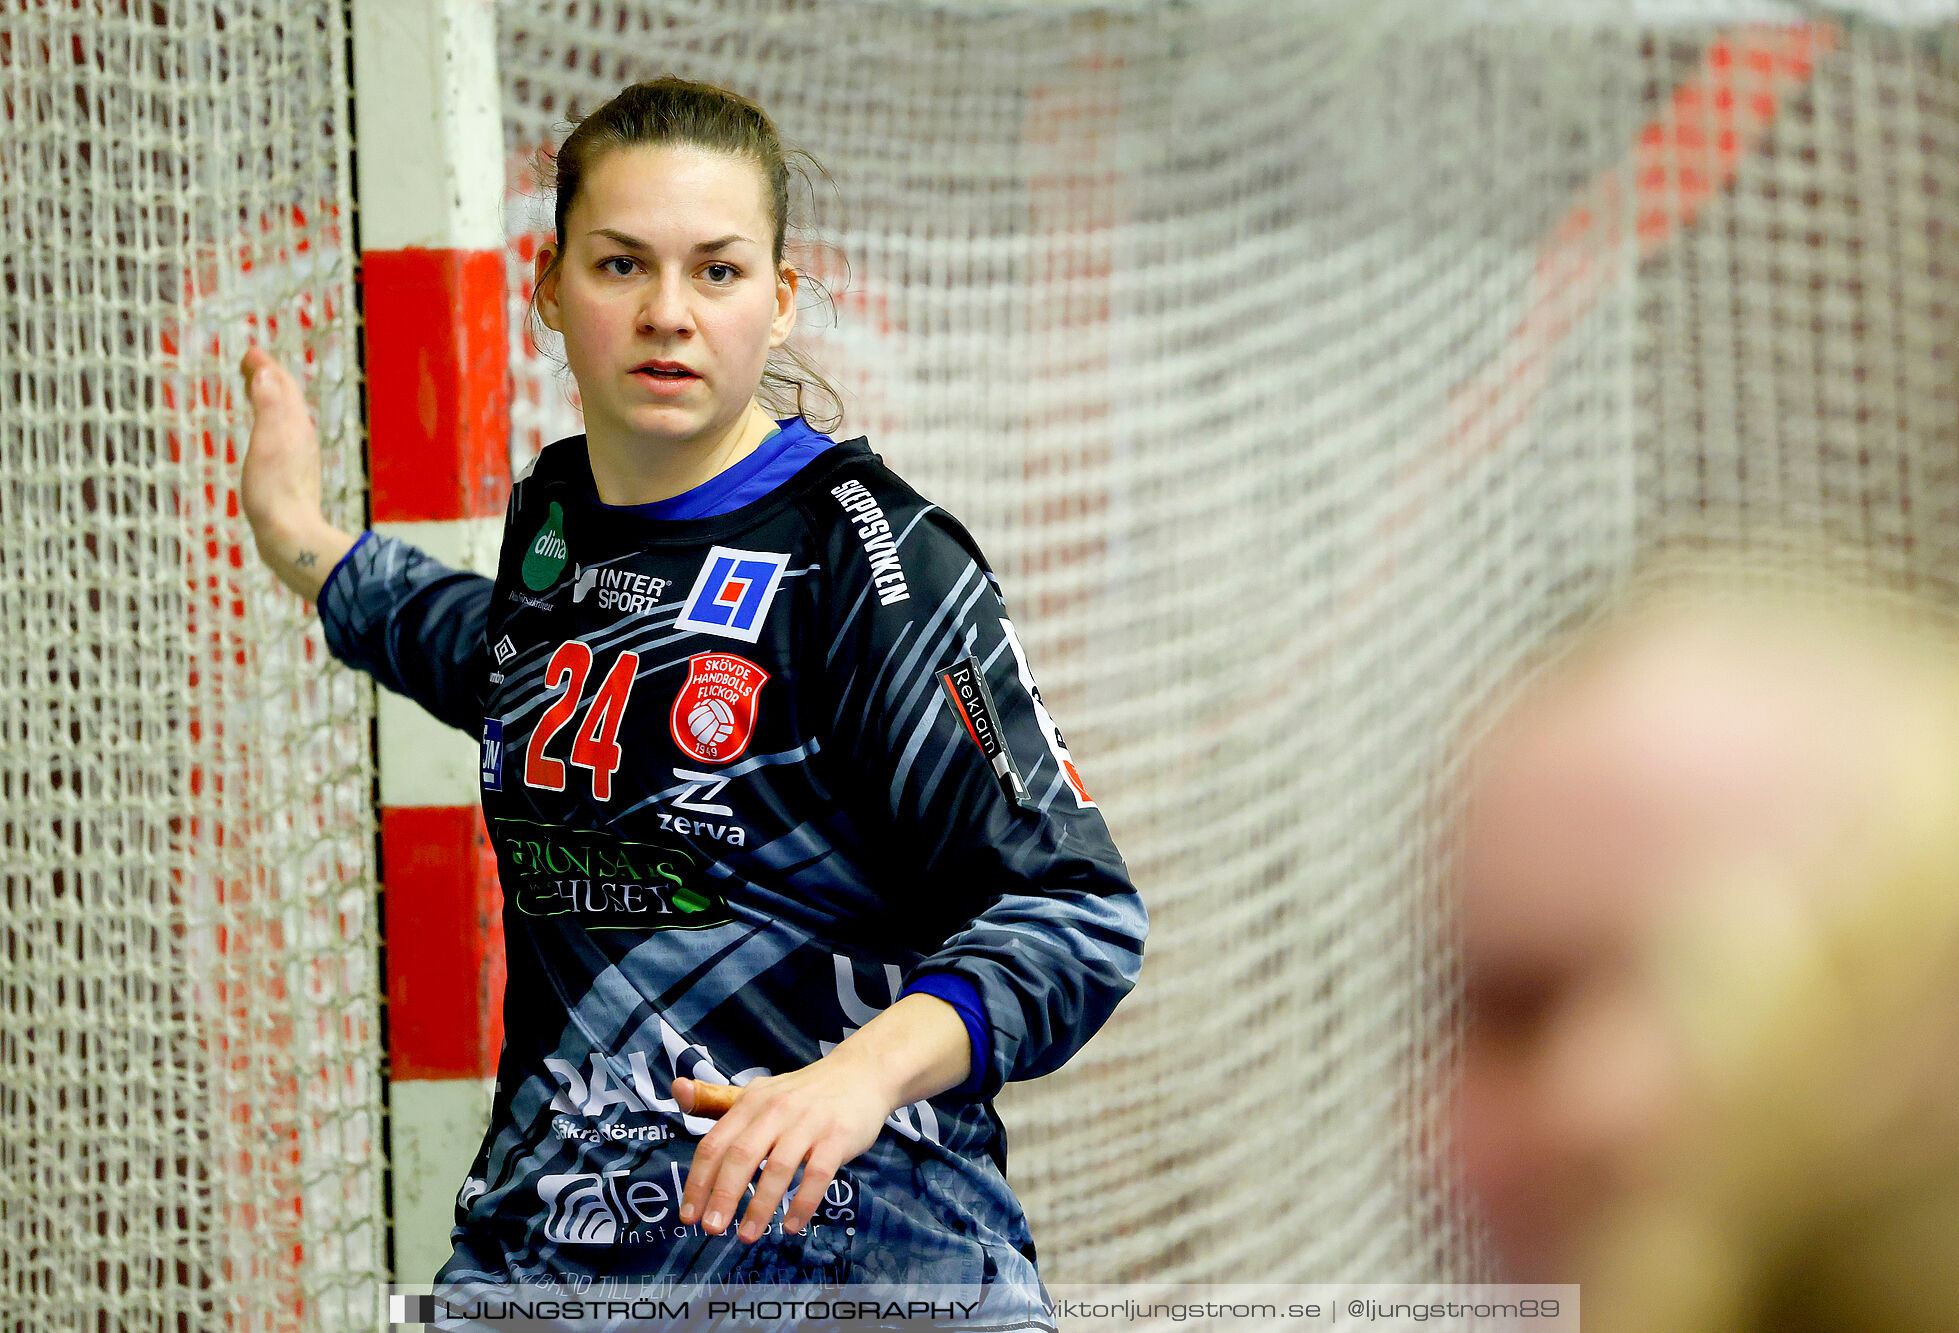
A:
[481,719,504,791]
[676,546,790,643]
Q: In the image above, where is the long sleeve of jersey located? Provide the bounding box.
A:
[316,531,493,734]
[820,502,1147,1102]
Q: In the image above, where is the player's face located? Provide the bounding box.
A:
[1453,712,1684,1283]
[535,144,796,455]
[1451,625,1881,1281]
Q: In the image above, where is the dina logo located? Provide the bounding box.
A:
[522,502,570,591]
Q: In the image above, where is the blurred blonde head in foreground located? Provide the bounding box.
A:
[1451,560,1959,1331]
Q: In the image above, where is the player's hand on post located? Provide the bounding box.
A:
[238,345,355,602]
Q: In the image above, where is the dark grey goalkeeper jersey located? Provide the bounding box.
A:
[318,430,1145,1304]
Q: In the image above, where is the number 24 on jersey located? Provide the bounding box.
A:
[524,641,638,800]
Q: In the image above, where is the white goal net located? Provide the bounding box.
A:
[9,0,1959,1326]
[501,0,1959,1285]
[0,4,381,1330]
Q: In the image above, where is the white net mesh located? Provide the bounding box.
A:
[500,0,1959,1286]
[0,5,383,1330]
[1636,23,1959,580]
[11,0,1959,1324]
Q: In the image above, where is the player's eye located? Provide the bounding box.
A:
[598,256,639,277]
[701,262,739,284]
[1462,968,1560,1053]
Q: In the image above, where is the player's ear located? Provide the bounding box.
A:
[769,263,798,349]
[534,242,564,333]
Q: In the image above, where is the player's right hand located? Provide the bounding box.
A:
[238,346,325,542]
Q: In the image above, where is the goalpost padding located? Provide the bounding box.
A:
[348,0,513,1288]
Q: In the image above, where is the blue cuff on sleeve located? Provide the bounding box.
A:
[900,973,991,1100]
[316,529,373,609]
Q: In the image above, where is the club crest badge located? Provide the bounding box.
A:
[669,653,769,764]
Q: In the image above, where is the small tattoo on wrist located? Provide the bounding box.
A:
[295,550,318,568]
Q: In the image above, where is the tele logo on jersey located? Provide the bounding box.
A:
[670,653,769,764]
[676,546,788,643]
[540,1161,858,1246]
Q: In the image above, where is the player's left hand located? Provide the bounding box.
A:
[673,1058,894,1243]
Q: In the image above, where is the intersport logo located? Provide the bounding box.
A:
[573,562,669,614]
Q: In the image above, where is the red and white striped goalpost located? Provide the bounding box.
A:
[349,0,511,1283]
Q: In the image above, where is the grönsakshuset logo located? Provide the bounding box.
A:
[493,818,731,930]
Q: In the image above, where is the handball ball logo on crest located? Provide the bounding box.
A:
[689,698,735,749]
[670,653,769,764]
